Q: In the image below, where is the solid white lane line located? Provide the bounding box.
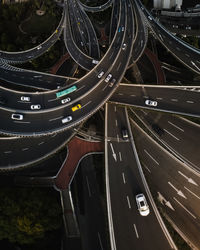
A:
[184,186,200,200]
[186,100,194,104]
[127,196,131,209]
[173,197,196,219]
[168,121,184,132]
[86,176,91,197]
[97,232,104,250]
[171,99,178,102]
[117,134,119,142]
[122,172,126,184]
[119,152,122,161]
[133,224,139,239]
[49,116,63,122]
[115,119,118,127]
[163,129,180,141]
[144,149,159,165]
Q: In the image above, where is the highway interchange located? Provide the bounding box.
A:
[1,0,200,249]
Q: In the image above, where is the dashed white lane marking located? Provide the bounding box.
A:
[4,151,12,154]
[38,141,44,145]
[184,186,200,200]
[173,197,196,219]
[49,116,63,122]
[86,176,91,197]
[115,119,118,127]
[22,148,29,151]
[144,149,159,165]
[186,100,194,104]
[171,99,178,102]
[122,172,126,184]
[134,224,139,239]
[164,129,180,141]
[127,196,131,209]
[119,152,122,161]
[168,121,184,132]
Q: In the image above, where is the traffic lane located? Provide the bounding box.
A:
[108,139,171,250]
[130,120,200,211]
[107,104,129,140]
[131,0,148,62]
[0,129,74,168]
[79,157,107,250]
[0,0,126,111]
[111,85,200,117]
[107,104,172,249]
[130,120,200,247]
[133,109,200,169]
[0,0,133,135]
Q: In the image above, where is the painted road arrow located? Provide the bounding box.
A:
[157,192,175,211]
[110,143,117,162]
[178,171,198,186]
[168,181,186,199]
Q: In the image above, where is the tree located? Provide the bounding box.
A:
[0,187,62,245]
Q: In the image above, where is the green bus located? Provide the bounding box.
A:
[56,85,77,98]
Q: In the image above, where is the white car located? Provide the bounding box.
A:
[145,100,157,107]
[122,43,127,50]
[62,116,72,124]
[61,97,71,104]
[21,96,30,102]
[92,59,99,65]
[11,113,23,120]
[121,26,125,31]
[148,15,152,20]
[31,104,41,110]
[37,45,42,50]
[136,194,150,216]
[98,71,104,78]
[105,74,112,83]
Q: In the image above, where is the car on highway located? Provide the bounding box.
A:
[11,113,23,120]
[61,97,71,104]
[145,100,157,107]
[148,15,152,20]
[105,73,112,83]
[37,45,42,50]
[62,116,72,124]
[72,104,81,112]
[121,128,129,140]
[122,43,127,50]
[21,96,30,102]
[31,104,41,110]
[152,124,164,136]
[109,78,116,87]
[135,193,150,216]
[98,71,104,78]
[55,29,58,33]
[92,59,99,65]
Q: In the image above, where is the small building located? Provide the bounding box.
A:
[153,0,182,10]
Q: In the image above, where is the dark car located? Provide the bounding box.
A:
[152,124,164,136]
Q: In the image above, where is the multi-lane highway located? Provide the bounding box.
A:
[105,103,175,249]
[1,0,200,249]
[130,119,200,249]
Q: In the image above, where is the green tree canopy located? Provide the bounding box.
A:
[0,187,62,245]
